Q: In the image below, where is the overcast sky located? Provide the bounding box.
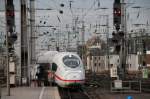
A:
[0,0,150,51]
[1,0,150,33]
[0,0,150,54]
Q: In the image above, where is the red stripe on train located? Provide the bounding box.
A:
[55,74,84,82]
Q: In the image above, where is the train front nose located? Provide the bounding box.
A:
[65,72,85,86]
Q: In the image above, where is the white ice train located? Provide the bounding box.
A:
[36,51,85,87]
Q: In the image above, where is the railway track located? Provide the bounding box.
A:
[58,73,109,99]
[141,79,150,92]
[58,87,91,99]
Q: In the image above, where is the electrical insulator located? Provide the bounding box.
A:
[56,47,59,51]
[59,10,63,14]
[60,3,64,7]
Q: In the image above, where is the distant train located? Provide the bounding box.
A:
[36,51,85,87]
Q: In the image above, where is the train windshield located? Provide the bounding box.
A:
[63,55,80,68]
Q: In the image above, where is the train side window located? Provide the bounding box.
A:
[52,63,57,72]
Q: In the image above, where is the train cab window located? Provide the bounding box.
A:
[52,63,57,72]
[63,55,80,68]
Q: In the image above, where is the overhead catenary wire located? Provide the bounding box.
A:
[82,0,97,19]
[34,0,150,52]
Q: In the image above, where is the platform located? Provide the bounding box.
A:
[1,87,60,99]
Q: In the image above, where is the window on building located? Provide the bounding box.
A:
[110,64,113,68]
[90,56,92,60]
[130,64,131,68]
[109,56,112,59]
[95,63,97,67]
[117,59,119,63]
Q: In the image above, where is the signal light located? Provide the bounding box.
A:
[114,0,120,3]
[60,3,64,7]
[143,49,146,54]
[8,47,14,53]
[143,61,146,66]
[112,31,118,43]
[4,33,17,46]
[11,33,17,41]
[112,38,118,43]
[115,45,121,53]
[6,11,14,16]
[56,47,59,51]
[118,31,124,37]
[113,0,121,30]
[59,10,63,14]
[114,8,121,16]
[115,25,120,31]
[112,31,116,36]
[111,31,125,54]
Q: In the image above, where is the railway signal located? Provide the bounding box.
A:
[112,31,124,54]
[113,0,121,31]
[5,0,17,52]
[112,30,126,80]
[5,0,17,96]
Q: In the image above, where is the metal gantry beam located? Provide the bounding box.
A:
[29,0,36,85]
[121,0,127,80]
[21,0,28,85]
[5,0,17,95]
